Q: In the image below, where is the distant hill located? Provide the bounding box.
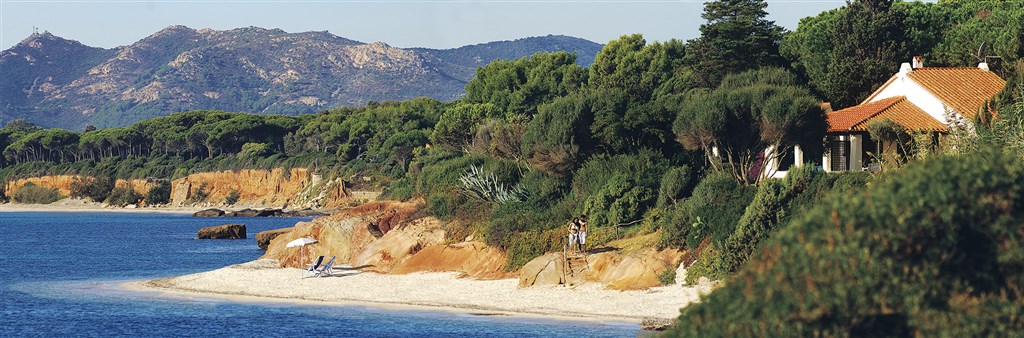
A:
[0,26,602,129]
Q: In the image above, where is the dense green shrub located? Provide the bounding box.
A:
[656,165,696,207]
[70,176,114,202]
[683,244,725,285]
[145,180,172,205]
[669,150,1024,336]
[572,151,669,227]
[105,186,142,207]
[12,182,62,204]
[658,171,754,249]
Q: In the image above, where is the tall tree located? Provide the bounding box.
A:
[824,0,910,108]
[673,68,827,185]
[684,0,785,87]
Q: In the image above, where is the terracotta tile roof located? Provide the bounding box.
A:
[828,96,947,133]
[827,97,902,132]
[907,68,1006,118]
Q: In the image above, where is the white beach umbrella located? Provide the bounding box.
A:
[286,237,318,248]
[286,237,318,272]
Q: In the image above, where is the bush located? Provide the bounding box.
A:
[224,190,241,205]
[657,165,696,207]
[70,176,114,202]
[145,180,172,205]
[12,182,62,204]
[105,186,142,207]
[658,171,754,249]
[658,265,678,285]
[572,151,669,228]
[669,150,1024,336]
[683,244,725,285]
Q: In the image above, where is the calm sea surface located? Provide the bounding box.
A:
[0,212,638,337]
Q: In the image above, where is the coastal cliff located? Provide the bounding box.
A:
[5,175,158,197]
[3,167,354,208]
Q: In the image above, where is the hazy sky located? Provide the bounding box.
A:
[1,0,857,50]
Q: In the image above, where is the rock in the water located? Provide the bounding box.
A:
[640,317,675,331]
[256,228,292,250]
[193,208,225,217]
[196,223,246,239]
[234,208,283,217]
[279,209,329,217]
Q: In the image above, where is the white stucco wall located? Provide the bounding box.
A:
[865,71,957,124]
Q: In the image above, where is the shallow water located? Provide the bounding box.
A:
[0,212,638,337]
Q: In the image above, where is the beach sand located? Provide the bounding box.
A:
[2,199,207,214]
[127,259,715,324]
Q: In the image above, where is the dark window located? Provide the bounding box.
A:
[830,139,850,171]
[778,147,795,171]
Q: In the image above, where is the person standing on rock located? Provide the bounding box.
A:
[567,218,580,255]
[578,216,588,255]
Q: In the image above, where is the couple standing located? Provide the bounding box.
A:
[568,216,588,255]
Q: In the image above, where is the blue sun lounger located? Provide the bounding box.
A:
[313,256,336,277]
[304,255,325,276]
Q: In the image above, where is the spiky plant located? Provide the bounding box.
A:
[459,165,527,204]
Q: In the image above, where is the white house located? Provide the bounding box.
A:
[765,58,1006,178]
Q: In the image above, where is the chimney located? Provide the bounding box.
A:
[978,62,990,71]
[899,62,912,75]
[912,56,924,69]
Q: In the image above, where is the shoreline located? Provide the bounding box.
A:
[125,259,713,325]
[0,203,203,214]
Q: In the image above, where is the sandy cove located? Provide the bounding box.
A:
[128,259,715,324]
[0,200,204,214]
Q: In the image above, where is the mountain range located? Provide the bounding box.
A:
[0,26,602,130]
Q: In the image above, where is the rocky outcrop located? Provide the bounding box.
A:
[261,200,423,268]
[519,253,569,287]
[256,228,292,250]
[351,217,445,272]
[170,168,313,207]
[519,248,683,291]
[229,208,283,217]
[641,317,675,331]
[260,199,511,280]
[392,241,511,279]
[195,224,246,239]
[193,208,225,217]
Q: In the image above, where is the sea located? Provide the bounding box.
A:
[0,212,639,337]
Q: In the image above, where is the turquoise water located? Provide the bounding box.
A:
[0,212,638,337]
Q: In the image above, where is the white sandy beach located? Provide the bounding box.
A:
[1,199,205,214]
[128,259,715,323]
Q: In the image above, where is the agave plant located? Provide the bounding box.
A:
[459,165,528,204]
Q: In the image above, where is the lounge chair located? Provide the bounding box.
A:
[313,256,336,277]
[304,255,325,276]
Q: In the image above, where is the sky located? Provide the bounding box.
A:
[0,0,856,51]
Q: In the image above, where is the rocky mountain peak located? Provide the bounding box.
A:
[0,26,602,129]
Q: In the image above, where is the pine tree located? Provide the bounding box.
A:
[824,0,910,108]
[684,0,784,87]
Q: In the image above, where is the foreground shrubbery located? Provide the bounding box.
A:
[669,150,1024,336]
[11,182,62,204]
